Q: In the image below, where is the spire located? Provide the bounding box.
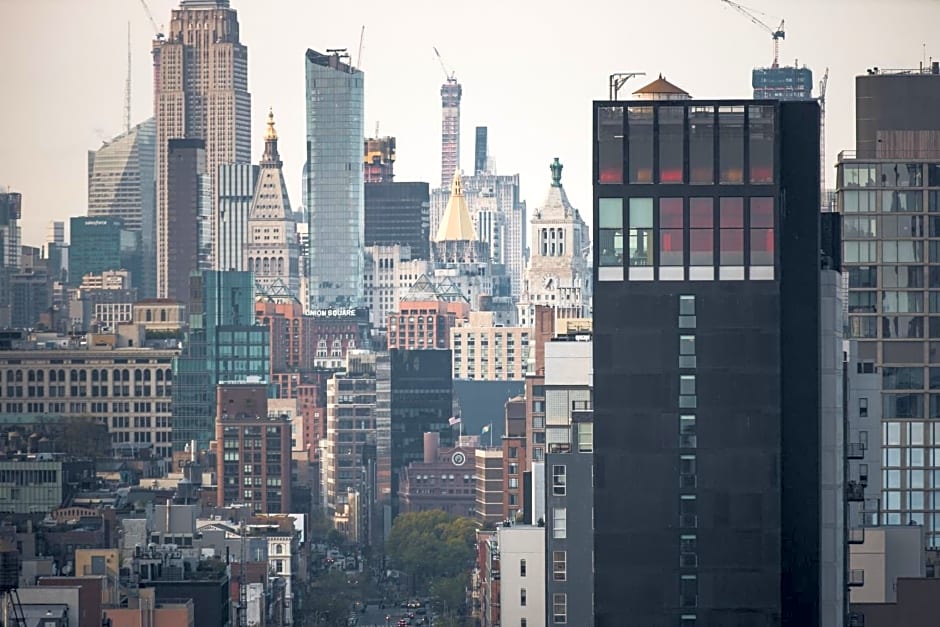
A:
[262,108,281,166]
[550,157,563,187]
[433,170,477,242]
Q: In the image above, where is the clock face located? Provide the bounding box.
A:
[452,451,466,466]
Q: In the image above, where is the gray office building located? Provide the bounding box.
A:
[838,63,940,548]
[303,49,364,308]
[216,163,259,272]
[542,338,594,626]
[166,138,211,308]
[87,118,156,296]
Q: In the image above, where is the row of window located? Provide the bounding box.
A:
[842,162,940,188]
[597,104,775,186]
[598,197,774,282]
[677,295,699,617]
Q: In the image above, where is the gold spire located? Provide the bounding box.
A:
[265,108,277,141]
[434,170,477,242]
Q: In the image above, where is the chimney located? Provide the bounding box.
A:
[423,432,440,464]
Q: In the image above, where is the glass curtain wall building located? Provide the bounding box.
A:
[838,65,940,548]
[592,93,837,626]
[303,49,364,308]
[171,270,269,452]
[87,118,156,296]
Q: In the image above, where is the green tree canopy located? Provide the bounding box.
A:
[385,510,478,587]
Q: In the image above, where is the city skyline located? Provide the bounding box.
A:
[2,0,939,247]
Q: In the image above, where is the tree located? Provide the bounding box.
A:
[385,511,477,590]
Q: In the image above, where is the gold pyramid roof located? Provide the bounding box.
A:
[433,170,477,242]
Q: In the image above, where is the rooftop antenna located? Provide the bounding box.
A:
[124,21,132,134]
[609,72,646,100]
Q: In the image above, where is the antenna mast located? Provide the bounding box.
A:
[124,22,132,134]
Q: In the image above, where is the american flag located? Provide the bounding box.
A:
[448,416,461,426]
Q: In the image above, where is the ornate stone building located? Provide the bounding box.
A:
[518,159,592,327]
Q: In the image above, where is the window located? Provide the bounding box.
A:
[680,495,697,528]
[689,198,713,266]
[659,106,684,183]
[680,375,696,408]
[680,534,698,568]
[679,335,696,369]
[553,507,567,539]
[552,593,568,624]
[520,559,527,577]
[597,107,623,184]
[680,455,697,489]
[599,198,623,267]
[660,198,684,266]
[689,106,714,184]
[859,397,868,418]
[553,551,567,581]
[718,106,744,183]
[521,620,527,627]
[883,190,924,212]
[520,588,527,606]
[552,465,566,495]
[719,197,744,266]
[750,197,775,267]
[628,106,654,183]
[680,415,697,448]
[748,105,774,184]
[629,198,653,266]
[680,574,698,608]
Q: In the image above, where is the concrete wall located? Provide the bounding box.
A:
[851,525,925,603]
[497,525,545,627]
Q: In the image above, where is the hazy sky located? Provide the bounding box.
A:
[1,0,938,246]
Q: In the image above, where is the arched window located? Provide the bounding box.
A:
[161,309,167,322]
[146,310,153,322]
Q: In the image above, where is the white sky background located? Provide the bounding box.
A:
[1,0,939,246]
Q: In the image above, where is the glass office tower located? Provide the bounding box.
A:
[171,270,269,452]
[303,49,364,308]
[838,64,940,547]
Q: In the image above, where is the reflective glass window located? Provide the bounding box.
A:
[659,107,684,184]
[879,163,923,187]
[719,198,744,265]
[689,106,714,184]
[660,198,684,266]
[598,198,623,267]
[848,266,877,288]
[628,198,653,266]
[883,317,923,339]
[883,190,924,212]
[718,106,744,184]
[689,198,714,266]
[597,107,623,184]
[748,105,774,184]
[883,394,924,419]
[628,106,654,183]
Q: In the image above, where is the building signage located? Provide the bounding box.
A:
[307,308,358,318]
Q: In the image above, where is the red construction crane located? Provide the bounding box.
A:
[719,0,785,68]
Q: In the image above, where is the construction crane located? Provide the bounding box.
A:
[138,0,165,41]
[433,46,457,83]
[356,25,365,69]
[719,0,785,68]
[819,67,830,209]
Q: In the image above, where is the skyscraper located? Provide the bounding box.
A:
[216,163,259,273]
[245,110,299,299]
[68,217,141,289]
[0,191,22,315]
[364,182,430,259]
[838,62,940,547]
[591,79,841,625]
[87,118,156,296]
[441,78,462,187]
[303,49,364,308]
[475,126,488,176]
[154,0,251,298]
[165,138,211,306]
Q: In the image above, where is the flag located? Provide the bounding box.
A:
[481,424,491,435]
[449,416,461,426]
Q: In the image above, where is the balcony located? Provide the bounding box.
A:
[846,443,866,460]
[846,481,865,502]
[847,527,865,544]
[848,569,865,587]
